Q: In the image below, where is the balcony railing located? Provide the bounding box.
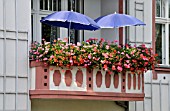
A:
[30,61,144,101]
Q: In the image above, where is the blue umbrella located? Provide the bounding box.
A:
[41,11,100,31]
[95,12,146,28]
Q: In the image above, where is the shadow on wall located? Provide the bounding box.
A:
[31,99,124,111]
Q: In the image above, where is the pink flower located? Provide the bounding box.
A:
[84,64,88,67]
[117,62,121,66]
[140,54,148,60]
[126,54,130,58]
[114,40,118,43]
[101,60,105,64]
[121,52,124,55]
[77,42,81,46]
[57,38,61,40]
[43,58,48,61]
[100,38,105,42]
[106,45,109,50]
[86,40,90,42]
[117,66,123,72]
[93,47,97,52]
[141,44,146,48]
[88,54,92,59]
[126,60,130,63]
[50,55,54,59]
[124,64,130,68]
[102,53,109,58]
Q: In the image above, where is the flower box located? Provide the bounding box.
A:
[30,61,144,101]
[29,38,158,101]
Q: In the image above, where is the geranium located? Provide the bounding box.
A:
[30,38,159,74]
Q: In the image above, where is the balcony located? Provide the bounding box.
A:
[30,61,144,101]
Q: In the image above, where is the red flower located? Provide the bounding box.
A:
[112,65,116,70]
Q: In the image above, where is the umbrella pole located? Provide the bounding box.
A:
[68,22,71,44]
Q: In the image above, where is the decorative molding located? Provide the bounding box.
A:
[30,90,145,101]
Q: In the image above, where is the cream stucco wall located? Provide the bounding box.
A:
[31,99,124,111]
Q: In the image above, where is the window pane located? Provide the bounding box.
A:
[162,2,165,17]
[40,0,43,10]
[68,0,71,11]
[156,0,161,17]
[31,0,33,9]
[49,0,52,11]
[53,0,57,11]
[41,18,59,42]
[45,0,48,10]
[155,24,162,64]
[58,0,61,11]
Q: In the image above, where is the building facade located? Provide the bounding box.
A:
[0,0,170,111]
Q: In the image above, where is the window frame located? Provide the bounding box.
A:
[155,0,170,66]
[31,0,61,43]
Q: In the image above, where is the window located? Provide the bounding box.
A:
[155,24,164,64]
[40,0,61,11]
[155,0,170,65]
[31,0,61,43]
[41,17,59,42]
[156,0,165,17]
[31,0,84,43]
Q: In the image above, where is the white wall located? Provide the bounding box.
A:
[32,99,124,111]
[0,0,30,110]
[128,0,152,47]
[101,0,119,42]
[84,0,101,41]
[129,71,170,111]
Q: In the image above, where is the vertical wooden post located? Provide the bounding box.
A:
[86,68,93,91]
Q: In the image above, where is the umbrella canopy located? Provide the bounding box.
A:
[95,13,146,28]
[41,11,100,31]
